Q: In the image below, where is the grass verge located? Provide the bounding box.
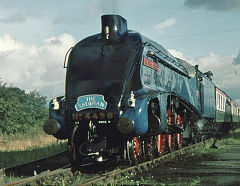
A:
[0,125,67,168]
[0,125,67,184]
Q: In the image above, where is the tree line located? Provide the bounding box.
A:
[0,82,48,134]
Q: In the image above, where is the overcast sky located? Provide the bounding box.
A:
[0,0,240,104]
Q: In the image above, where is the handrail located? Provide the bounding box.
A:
[63,47,73,68]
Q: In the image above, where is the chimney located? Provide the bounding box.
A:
[100,14,128,42]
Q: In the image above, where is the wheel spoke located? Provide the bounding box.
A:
[156,134,166,156]
[176,133,182,149]
[176,114,183,149]
[127,137,142,165]
[167,134,173,152]
[133,137,140,160]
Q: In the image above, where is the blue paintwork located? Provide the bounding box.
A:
[120,97,149,135]
[138,36,202,131]
[133,88,168,132]
[49,97,69,139]
[49,107,65,128]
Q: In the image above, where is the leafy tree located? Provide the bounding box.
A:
[0,82,48,134]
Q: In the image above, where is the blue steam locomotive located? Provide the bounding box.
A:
[43,15,240,165]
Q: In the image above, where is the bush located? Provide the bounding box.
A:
[0,83,48,134]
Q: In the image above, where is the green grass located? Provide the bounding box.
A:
[0,125,67,168]
[0,126,67,185]
[0,141,67,168]
[217,129,240,145]
[0,171,22,185]
[0,125,67,185]
[113,174,202,186]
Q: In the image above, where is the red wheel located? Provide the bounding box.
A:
[128,137,142,165]
[133,137,140,161]
[156,134,166,156]
[167,108,183,151]
[176,114,183,149]
[167,134,173,152]
[176,133,182,149]
[166,108,173,152]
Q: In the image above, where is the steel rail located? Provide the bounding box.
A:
[3,168,72,186]
[79,140,211,186]
[3,139,212,186]
[3,150,68,177]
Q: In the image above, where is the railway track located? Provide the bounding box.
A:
[80,140,210,185]
[3,150,69,177]
[3,139,212,185]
